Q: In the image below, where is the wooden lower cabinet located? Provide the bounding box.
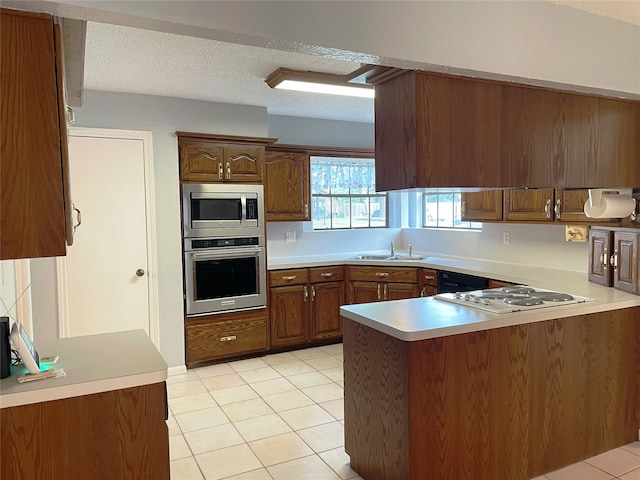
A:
[343,308,640,480]
[348,266,420,303]
[270,266,345,348]
[185,309,269,366]
[1,382,169,479]
[420,268,438,297]
[589,227,639,294]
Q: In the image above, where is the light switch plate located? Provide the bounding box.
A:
[565,225,588,242]
[285,231,296,243]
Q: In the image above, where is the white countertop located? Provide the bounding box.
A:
[269,250,640,341]
[0,329,168,409]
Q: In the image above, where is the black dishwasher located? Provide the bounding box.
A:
[437,271,489,293]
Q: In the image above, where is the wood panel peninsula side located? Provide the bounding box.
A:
[341,302,640,480]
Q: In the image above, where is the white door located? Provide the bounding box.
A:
[60,129,158,343]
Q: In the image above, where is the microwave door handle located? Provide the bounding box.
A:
[240,195,247,224]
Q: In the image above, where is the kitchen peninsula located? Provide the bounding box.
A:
[0,330,169,480]
[340,287,640,479]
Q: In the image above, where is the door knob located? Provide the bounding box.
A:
[136,269,145,277]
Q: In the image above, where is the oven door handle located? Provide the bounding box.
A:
[190,247,263,259]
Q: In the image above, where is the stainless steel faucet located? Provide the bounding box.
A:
[408,244,413,257]
[390,241,395,257]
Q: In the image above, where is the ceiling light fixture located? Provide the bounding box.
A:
[265,68,374,98]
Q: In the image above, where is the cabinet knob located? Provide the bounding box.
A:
[304,286,308,301]
[226,162,231,180]
[281,275,297,281]
[218,162,223,180]
[554,199,562,220]
[319,272,334,278]
[375,272,389,277]
[136,269,145,277]
[600,248,608,270]
[220,335,237,342]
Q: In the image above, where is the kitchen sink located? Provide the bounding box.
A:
[350,254,425,261]
[350,254,393,260]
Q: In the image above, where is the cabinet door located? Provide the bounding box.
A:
[503,189,555,222]
[556,189,620,224]
[265,151,310,221]
[612,232,639,294]
[180,141,224,182]
[508,87,564,187]
[1,9,67,259]
[224,145,264,182]
[589,229,612,286]
[270,285,309,347]
[461,191,503,221]
[385,283,419,301]
[349,281,381,304]
[310,281,344,340]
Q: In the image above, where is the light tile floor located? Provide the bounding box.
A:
[167,343,640,480]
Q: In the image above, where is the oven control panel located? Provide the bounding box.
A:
[190,236,260,249]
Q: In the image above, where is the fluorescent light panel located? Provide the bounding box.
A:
[274,79,374,98]
[266,68,374,98]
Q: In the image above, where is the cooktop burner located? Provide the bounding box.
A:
[434,285,592,314]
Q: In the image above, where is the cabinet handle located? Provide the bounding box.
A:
[281,275,297,281]
[375,272,389,277]
[218,162,223,180]
[544,199,552,219]
[424,275,435,280]
[66,105,75,126]
[220,335,237,342]
[304,286,308,302]
[72,204,82,233]
[377,283,381,300]
[554,199,561,220]
[383,284,388,300]
[304,204,309,218]
[609,251,618,271]
[226,162,231,180]
[420,287,426,297]
[600,247,608,271]
[311,285,316,301]
[320,272,334,278]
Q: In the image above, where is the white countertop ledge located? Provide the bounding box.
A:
[0,329,168,409]
[340,288,640,342]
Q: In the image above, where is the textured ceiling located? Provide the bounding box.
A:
[84,22,374,123]
[77,1,638,124]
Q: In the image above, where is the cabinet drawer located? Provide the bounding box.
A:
[309,266,344,283]
[186,313,268,363]
[348,266,418,283]
[269,268,309,287]
[421,269,438,287]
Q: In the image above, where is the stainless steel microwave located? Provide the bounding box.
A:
[182,184,264,238]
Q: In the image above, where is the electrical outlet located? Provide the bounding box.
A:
[285,231,296,243]
[503,231,511,246]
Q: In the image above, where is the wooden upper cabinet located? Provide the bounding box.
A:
[503,188,623,224]
[264,151,310,221]
[177,133,277,183]
[223,145,265,183]
[372,70,640,191]
[503,189,555,222]
[1,9,70,259]
[461,191,503,221]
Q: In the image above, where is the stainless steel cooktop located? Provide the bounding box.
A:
[434,285,592,314]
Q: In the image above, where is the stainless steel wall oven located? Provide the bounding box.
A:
[184,235,266,316]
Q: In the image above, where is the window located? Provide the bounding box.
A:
[310,157,387,230]
[423,192,481,230]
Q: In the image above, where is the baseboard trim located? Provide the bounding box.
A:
[168,365,187,376]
